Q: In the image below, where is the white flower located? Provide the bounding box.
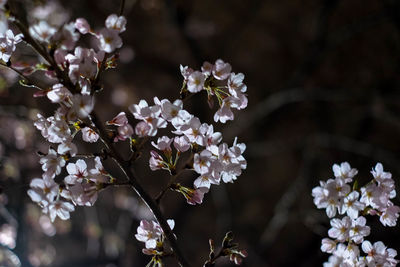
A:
[179,117,205,146]
[107,112,128,126]
[47,83,72,103]
[65,159,88,184]
[135,220,163,249]
[75,18,91,34]
[39,147,66,179]
[201,61,213,76]
[28,176,59,206]
[338,191,365,219]
[151,136,173,152]
[212,59,231,80]
[70,94,94,119]
[332,162,358,183]
[380,203,400,227]
[105,14,127,33]
[321,238,337,254]
[68,182,98,206]
[57,140,78,157]
[81,127,99,143]
[149,150,164,171]
[97,28,122,53]
[89,156,109,183]
[349,216,370,244]
[228,72,247,96]
[29,21,57,43]
[48,200,75,222]
[0,29,23,62]
[115,124,133,141]
[193,171,220,189]
[180,65,193,81]
[187,71,205,93]
[173,136,190,152]
[328,216,351,242]
[371,163,392,183]
[193,150,215,175]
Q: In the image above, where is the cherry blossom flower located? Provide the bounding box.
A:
[47,83,72,103]
[81,127,99,143]
[338,191,365,219]
[212,59,231,80]
[97,28,122,53]
[75,18,91,34]
[29,21,57,43]
[28,176,59,206]
[349,216,370,244]
[328,216,351,242]
[39,147,66,179]
[65,159,88,184]
[187,71,205,93]
[105,14,127,33]
[332,162,358,183]
[48,200,75,222]
[135,220,163,249]
[0,29,23,62]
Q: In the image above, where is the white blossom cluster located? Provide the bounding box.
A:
[2,1,249,264]
[312,162,400,266]
[181,59,248,123]
[20,13,128,222]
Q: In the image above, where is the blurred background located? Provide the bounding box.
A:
[0,0,400,266]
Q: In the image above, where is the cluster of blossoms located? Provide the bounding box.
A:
[19,13,126,222]
[1,0,248,265]
[181,59,248,123]
[312,162,400,266]
[128,94,247,204]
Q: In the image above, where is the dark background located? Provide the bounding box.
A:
[0,0,400,266]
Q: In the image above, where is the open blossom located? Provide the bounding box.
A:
[97,28,122,53]
[0,29,23,62]
[39,147,66,179]
[65,159,88,184]
[81,127,99,143]
[69,94,94,119]
[47,83,72,103]
[151,136,173,153]
[48,200,75,222]
[328,216,351,242]
[349,216,370,244]
[89,156,110,183]
[338,191,365,219]
[135,220,163,249]
[28,176,59,206]
[68,182,98,206]
[105,14,127,33]
[75,18,91,34]
[29,21,57,43]
[332,162,358,183]
[173,136,190,152]
[212,59,232,80]
[187,71,205,93]
[107,112,128,126]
